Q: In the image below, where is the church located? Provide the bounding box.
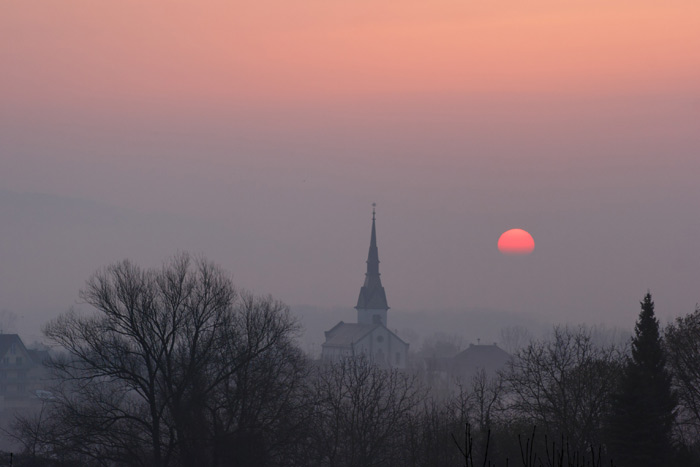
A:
[321,207,409,368]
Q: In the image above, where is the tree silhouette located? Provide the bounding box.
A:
[505,326,620,453]
[607,292,677,466]
[10,254,305,467]
[666,305,700,442]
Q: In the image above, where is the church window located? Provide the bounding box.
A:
[395,352,401,364]
[376,335,384,343]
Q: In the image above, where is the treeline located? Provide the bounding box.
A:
[5,254,700,466]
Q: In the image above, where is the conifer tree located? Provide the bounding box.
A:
[607,292,677,466]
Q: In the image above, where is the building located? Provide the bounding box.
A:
[449,342,511,377]
[0,334,49,416]
[321,207,409,368]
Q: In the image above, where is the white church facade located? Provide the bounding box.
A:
[321,207,409,368]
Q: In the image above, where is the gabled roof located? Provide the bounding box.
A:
[452,343,511,374]
[0,334,49,366]
[0,334,28,358]
[322,321,409,349]
[356,208,389,310]
[323,323,378,348]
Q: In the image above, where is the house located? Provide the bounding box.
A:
[450,342,511,378]
[0,334,49,414]
[321,207,409,368]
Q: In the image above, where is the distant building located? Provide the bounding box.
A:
[321,207,409,368]
[0,334,49,415]
[423,342,511,381]
[450,342,511,377]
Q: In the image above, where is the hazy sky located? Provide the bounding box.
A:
[1,1,699,343]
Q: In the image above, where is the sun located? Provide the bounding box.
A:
[498,229,535,255]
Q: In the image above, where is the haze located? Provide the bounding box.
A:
[1,0,699,347]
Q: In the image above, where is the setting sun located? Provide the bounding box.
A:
[498,228,535,255]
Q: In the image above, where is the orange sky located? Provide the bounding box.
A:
[2,0,699,110]
[2,1,700,341]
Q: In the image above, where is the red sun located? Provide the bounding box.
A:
[498,229,535,255]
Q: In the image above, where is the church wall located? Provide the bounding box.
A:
[351,328,408,369]
[387,333,409,368]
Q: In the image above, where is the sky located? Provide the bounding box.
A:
[1,0,699,345]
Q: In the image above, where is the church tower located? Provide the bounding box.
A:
[355,205,389,326]
[321,204,408,367]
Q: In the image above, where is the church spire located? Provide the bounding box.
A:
[367,203,379,277]
[356,204,389,324]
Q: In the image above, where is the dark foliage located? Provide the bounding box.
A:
[7,263,700,466]
[666,305,700,441]
[452,424,615,467]
[606,293,677,467]
[504,326,620,453]
[308,355,424,467]
[8,254,308,467]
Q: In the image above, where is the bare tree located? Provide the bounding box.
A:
[310,356,424,467]
[11,253,303,467]
[504,326,622,452]
[465,368,505,434]
[666,306,700,442]
[403,398,467,467]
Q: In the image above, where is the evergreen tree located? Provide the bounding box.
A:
[607,292,677,466]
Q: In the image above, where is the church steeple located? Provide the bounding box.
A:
[356,204,389,326]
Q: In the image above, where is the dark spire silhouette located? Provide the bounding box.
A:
[356,204,389,310]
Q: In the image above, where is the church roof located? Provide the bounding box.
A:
[356,207,389,310]
[322,321,409,349]
[323,322,378,348]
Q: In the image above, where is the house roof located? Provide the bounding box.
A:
[0,334,27,358]
[451,343,511,374]
[0,334,48,368]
